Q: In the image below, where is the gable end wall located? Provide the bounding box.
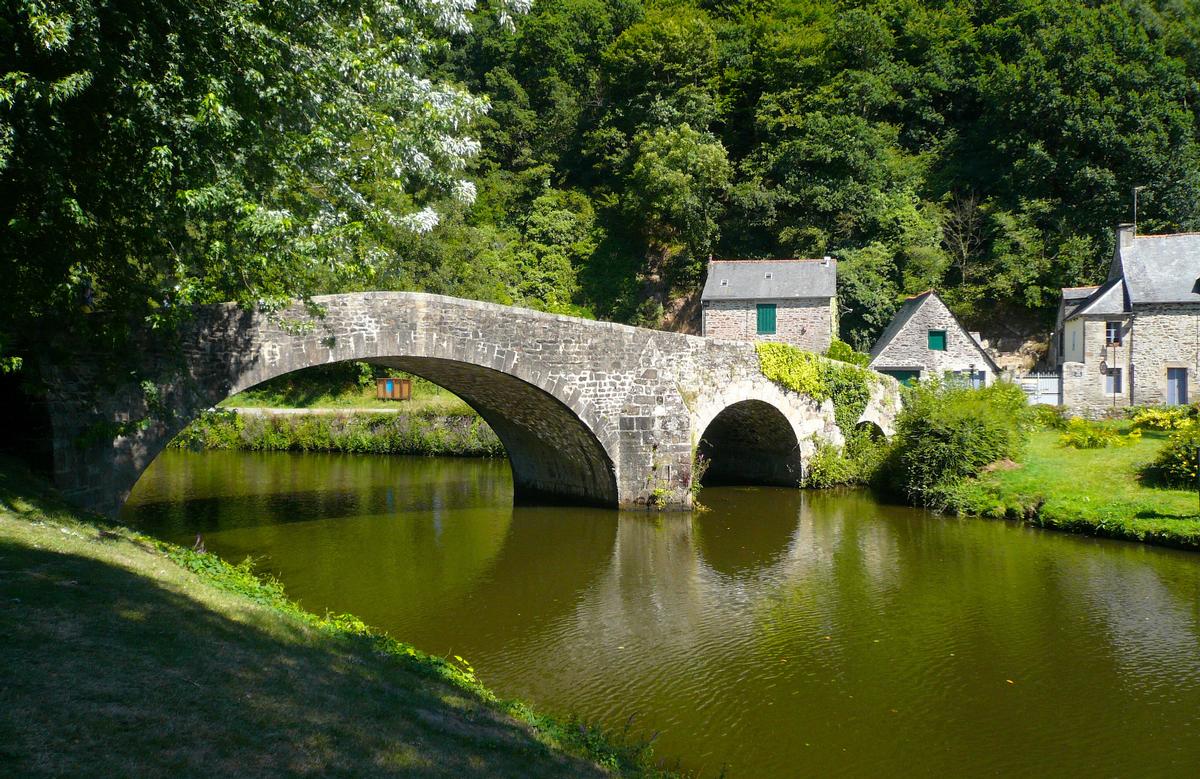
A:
[869,298,993,381]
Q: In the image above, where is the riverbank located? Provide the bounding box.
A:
[945,428,1200,550]
[0,459,669,777]
[174,408,503,457]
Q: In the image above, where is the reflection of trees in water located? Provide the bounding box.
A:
[124,451,520,639]
[1059,553,1200,688]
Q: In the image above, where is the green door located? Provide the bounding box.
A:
[756,303,777,335]
[884,369,921,386]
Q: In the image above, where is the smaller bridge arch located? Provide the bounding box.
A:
[697,399,805,487]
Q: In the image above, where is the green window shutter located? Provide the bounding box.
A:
[928,330,946,351]
[756,303,777,335]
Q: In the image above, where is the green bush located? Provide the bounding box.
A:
[171,410,504,457]
[1058,418,1139,449]
[1145,422,1200,487]
[878,379,1029,507]
[824,339,871,367]
[1031,404,1069,430]
[805,428,890,488]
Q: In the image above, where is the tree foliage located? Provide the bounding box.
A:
[6,0,1200,360]
[0,0,526,357]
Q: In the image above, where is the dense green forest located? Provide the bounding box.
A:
[4,0,1200,360]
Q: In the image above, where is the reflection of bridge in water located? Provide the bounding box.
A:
[47,292,898,515]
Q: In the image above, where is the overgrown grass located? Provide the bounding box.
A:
[173,408,503,457]
[945,428,1200,550]
[0,459,675,777]
[222,363,475,415]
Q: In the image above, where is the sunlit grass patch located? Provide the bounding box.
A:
[947,429,1200,549]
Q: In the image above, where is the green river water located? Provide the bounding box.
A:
[123,449,1200,777]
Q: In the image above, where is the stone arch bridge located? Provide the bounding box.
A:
[46,293,899,516]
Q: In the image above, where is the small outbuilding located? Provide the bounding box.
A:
[700,258,837,352]
[868,290,999,386]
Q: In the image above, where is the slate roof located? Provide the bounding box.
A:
[701,259,836,301]
[1065,230,1200,320]
[1113,232,1200,304]
[1061,285,1099,301]
[1069,278,1128,318]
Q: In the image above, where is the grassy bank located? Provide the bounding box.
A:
[174,408,504,457]
[221,365,475,416]
[0,460,670,777]
[945,428,1200,550]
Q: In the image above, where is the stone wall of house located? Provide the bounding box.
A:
[868,296,995,382]
[1056,311,1200,415]
[1129,304,1200,405]
[1059,316,1131,416]
[702,298,834,352]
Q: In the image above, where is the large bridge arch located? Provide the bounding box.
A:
[47,294,625,515]
[697,399,806,487]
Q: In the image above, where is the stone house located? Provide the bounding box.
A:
[868,290,999,386]
[700,258,837,352]
[1053,225,1200,415]
[1047,285,1100,367]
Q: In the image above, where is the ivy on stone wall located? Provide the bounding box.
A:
[756,343,875,435]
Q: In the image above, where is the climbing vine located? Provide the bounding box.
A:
[755,343,875,435]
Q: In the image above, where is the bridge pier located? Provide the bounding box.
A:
[43,293,899,516]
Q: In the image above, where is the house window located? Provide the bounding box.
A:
[1106,321,1122,346]
[928,330,947,351]
[756,303,777,335]
[945,370,985,389]
[1105,367,1123,395]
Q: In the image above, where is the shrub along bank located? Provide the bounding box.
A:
[765,361,1200,551]
[0,458,673,777]
[173,408,503,457]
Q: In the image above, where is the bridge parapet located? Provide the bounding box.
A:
[44,292,899,515]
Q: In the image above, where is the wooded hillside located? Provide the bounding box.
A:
[415,0,1200,347]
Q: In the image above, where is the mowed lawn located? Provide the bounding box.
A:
[952,428,1200,548]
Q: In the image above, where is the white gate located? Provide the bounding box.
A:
[1016,372,1062,406]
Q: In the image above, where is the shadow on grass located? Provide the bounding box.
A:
[0,541,604,778]
[1133,509,1200,520]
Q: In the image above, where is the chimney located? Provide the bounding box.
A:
[822,255,832,267]
[1117,223,1136,248]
